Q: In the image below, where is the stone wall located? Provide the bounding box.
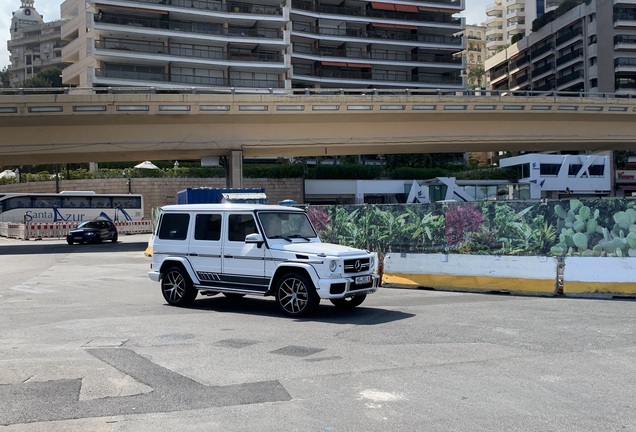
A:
[0,178,304,219]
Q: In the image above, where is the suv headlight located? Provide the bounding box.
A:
[329,260,337,272]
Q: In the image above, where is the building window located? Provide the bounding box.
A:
[512,163,531,179]
[589,13,595,22]
[589,165,605,177]
[589,35,597,45]
[540,163,561,176]
[568,164,583,176]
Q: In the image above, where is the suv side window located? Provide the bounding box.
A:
[228,213,257,242]
[194,214,222,241]
[158,213,190,240]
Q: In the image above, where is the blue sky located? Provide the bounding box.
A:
[0,0,489,69]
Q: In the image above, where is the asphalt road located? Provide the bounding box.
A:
[0,235,635,432]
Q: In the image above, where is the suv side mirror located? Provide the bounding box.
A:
[245,233,264,247]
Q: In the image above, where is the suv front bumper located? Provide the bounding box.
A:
[315,273,381,299]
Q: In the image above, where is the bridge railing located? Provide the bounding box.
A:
[0,87,633,100]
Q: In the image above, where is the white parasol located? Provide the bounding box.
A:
[134,161,159,169]
[0,169,17,178]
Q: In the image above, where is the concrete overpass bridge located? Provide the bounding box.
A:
[1,88,635,186]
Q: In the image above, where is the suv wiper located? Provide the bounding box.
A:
[268,235,293,242]
[287,234,311,241]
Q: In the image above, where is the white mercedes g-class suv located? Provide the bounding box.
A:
[148,204,380,317]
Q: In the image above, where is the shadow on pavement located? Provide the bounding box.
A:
[0,241,147,255]
[176,295,415,325]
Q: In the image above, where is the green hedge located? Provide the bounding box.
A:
[306,164,384,179]
[244,164,304,178]
[391,167,451,180]
[2,163,518,182]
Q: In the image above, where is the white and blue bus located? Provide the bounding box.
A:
[0,191,144,223]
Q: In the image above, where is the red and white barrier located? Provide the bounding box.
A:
[0,220,152,240]
[114,220,152,235]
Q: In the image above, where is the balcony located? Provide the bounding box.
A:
[292,66,462,87]
[556,70,584,87]
[290,1,462,27]
[614,11,636,28]
[615,35,636,50]
[556,48,583,67]
[615,57,636,72]
[291,24,462,47]
[531,43,554,59]
[555,27,583,47]
[512,54,529,69]
[486,2,502,16]
[97,14,283,41]
[108,0,283,16]
[95,38,284,64]
[95,68,284,88]
[291,45,462,66]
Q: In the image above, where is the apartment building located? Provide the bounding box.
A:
[485,0,636,95]
[59,0,465,90]
[485,0,565,56]
[7,0,68,87]
[457,24,487,87]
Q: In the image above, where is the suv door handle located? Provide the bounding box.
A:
[189,253,198,256]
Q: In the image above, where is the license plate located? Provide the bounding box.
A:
[74,236,82,239]
[355,275,371,285]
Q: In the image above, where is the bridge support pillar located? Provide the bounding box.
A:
[228,150,243,188]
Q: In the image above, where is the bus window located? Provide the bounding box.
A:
[6,198,25,209]
[90,197,112,208]
[116,197,142,209]
[34,197,61,208]
[62,196,90,208]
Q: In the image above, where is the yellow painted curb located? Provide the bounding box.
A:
[564,281,636,295]
[383,272,557,295]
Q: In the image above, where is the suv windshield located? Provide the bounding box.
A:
[258,211,317,240]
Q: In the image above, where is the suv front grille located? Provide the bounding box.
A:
[343,258,370,274]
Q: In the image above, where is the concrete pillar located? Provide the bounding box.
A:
[228,150,243,188]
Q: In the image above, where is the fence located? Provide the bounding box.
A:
[306,198,636,258]
[0,220,152,240]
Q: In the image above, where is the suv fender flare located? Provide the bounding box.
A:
[159,257,199,284]
[269,263,320,293]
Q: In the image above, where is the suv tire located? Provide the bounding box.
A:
[276,273,319,317]
[161,266,197,306]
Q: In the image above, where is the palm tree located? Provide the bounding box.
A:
[467,66,486,89]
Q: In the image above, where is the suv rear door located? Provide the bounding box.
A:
[155,212,191,259]
[187,212,224,286]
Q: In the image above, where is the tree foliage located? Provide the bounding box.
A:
[384,153,466,169]
[0,67,10,88]
[20,67,63,88]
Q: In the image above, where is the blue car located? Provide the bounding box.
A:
[66,219,118,244]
